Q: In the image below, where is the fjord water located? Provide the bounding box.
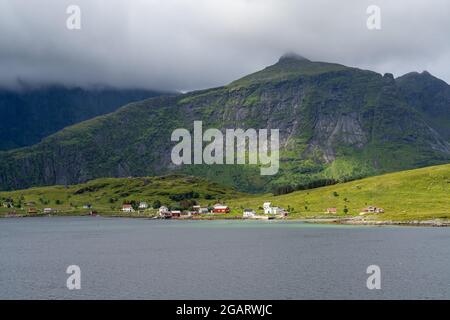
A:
[1,217,449,299]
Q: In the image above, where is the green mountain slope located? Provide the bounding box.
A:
[0,55,449,192]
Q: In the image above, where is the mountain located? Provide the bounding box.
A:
[0,55,449,192]
[0,85,170,150]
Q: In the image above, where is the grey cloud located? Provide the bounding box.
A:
[1,0,449,91]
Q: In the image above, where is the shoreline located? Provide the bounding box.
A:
[1,213,449,227]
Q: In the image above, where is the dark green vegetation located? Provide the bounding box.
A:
[0,85,169,150]
[0,55,449,192]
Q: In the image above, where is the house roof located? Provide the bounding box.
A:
[214,205,229,209]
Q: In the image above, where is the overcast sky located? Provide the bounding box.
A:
[1,0,449,91]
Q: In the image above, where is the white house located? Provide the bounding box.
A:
[158,206,169,216]
[263,202,273,214]
[139,202,148,210]
[122,204,134,212]
[43,208,54,214]
[263,202,288,216]
[243,208,256,218]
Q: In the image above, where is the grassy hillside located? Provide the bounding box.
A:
[0,175,244,217]
[229,164,450,221]
[1,164,449,221]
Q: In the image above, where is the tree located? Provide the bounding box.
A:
[343,206,349,214]
[130,200,139,211]
[152,200,162,209]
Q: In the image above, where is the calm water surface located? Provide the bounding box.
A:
[1,217,449,299]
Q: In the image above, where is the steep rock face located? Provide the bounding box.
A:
[0,86,169,150]
[0,56,449,192]
[397,71,450,141]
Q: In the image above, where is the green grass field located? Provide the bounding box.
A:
[230,163,450,221]
[1,164,449,221]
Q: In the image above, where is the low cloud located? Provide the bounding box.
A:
[1,0,449,91]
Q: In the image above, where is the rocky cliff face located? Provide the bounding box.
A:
[0,86,168,150]
[0,56,449,192]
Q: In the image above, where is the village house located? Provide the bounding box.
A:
[139,202,149,210]
[170,210,181,217]
[263,202,272,214]
[122,204,134,213]
[27,208,38,215]
[158,206,169,215]
[212,203,230,214]
[158,206,171,218]
[43,208,54,214]
[360,206,385,215]
[263,202,287,215]
[192,205,210,214]
[83,204,92,209]
[243,208,256,218]
[326,207,337,214]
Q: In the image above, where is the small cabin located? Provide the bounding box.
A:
[171,210,181,217]
[243,209,256,218]
[263,202,272,214]
[43,208,54,214]
[27,207,38,214]
[139,202,148,209]
[158,206,169,217]
[326,208,337,214]
[122,204,134,212]
[198,207,209,214]
[360,206,385,215]
[212,204,230,214]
